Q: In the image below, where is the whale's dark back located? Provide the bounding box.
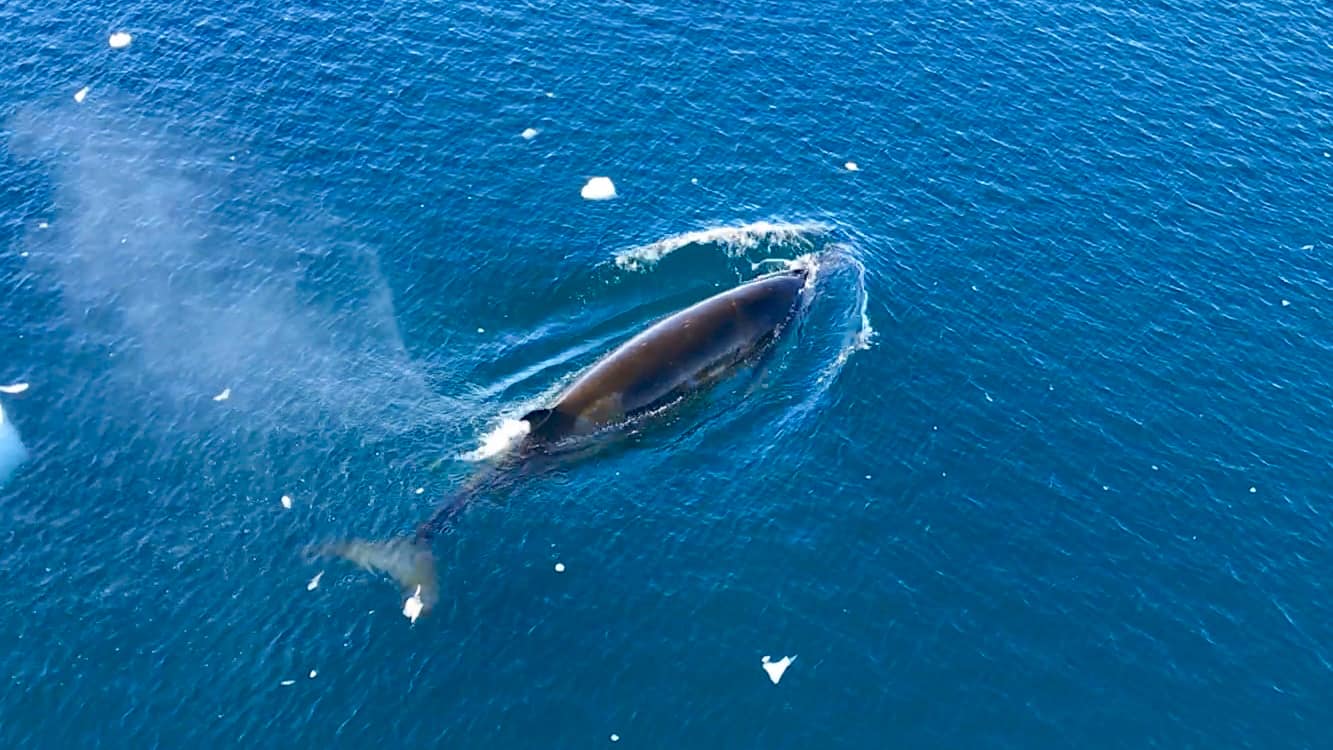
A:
[526,268,809,443]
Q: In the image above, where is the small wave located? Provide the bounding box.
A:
[819,247,876,382]
[614,220,831,272]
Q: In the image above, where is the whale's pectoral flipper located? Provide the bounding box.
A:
[315,538,439,614]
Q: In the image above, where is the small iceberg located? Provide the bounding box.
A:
[761,654,796,685]
[0,400,29,488]
[580,176,617,201]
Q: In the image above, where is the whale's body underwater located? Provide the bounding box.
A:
[325,266,812,614]
[0,400,28,489]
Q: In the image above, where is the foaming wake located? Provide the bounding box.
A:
[819,246,875,382]
[460,417,530,461]
[614,220,832,272]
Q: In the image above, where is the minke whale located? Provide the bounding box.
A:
[321,266,811,615]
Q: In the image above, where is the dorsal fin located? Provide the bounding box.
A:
[521,408,572,443]
[521,408,553,430]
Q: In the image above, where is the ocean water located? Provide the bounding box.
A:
[2,0,1331,746]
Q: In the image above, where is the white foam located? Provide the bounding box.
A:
[581,176,617,201]
[73,86,90,104]
[521,128,538,139]
[0,383,30,394]
[614,220,830,272]
[816,250,875,382]
[761,654,796,685]
[461,417,530,461]
[108,32,133,49]
[307,571,323,591]
[0,400,28,488]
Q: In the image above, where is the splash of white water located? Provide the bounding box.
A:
[614,220,831,272]
[460,417,531,461]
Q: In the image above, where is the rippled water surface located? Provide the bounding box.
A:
[2,0,1331,747]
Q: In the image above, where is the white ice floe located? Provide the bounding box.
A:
[74,86,90,103]
[213,387,231,402]
[761,654,796,685]
[108,32,133,49]
[0,383,30,395]
[403,585,424,623]
[281,494,293,509]
[521,128,538,139]
[307,571,323,591]
[844,161,860,171]
[580,176,617,200]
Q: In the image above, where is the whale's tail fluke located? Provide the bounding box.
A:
[313,537,439,616]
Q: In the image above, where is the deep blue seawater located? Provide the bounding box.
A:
[2,0,1332,746]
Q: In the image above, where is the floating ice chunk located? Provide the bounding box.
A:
[212,387,231,402]
[521,128,538,139]
[554,562,565,573]
[280,679,295,686]
[108,32,133,49]
[580,177,617,200]
[74,86,90,103]
[761,655,796,685]
[403,585,424,623]
[844,161,860,171]
[307,571,323,591]
[281,494,293,509]
[0,383,30,394]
